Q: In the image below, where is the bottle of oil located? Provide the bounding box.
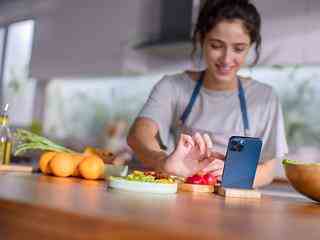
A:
[0,104,12,165]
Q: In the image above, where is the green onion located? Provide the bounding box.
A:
[14,129,77,155]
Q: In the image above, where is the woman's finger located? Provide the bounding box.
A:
[183,134,195,148]
[200,159,224,173]
[179,134,194,150]
[201,164,220,173]
[197,157,212,170]
[208,170,223,182]
[193,132,206,156]
[203,133,213,157]
[211,151,225,160]
[207,167,223,176]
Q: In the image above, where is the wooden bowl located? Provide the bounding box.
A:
[283,161,320,202]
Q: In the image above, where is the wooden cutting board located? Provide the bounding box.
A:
[178,183,215,193]
[0,164,34,172]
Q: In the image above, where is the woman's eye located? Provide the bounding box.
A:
[234,47,246,53]
[234,46,246,53]
[210,44,222,49]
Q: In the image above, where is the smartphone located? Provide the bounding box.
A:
[221,136,262,189]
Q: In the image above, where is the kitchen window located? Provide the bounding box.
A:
[0,19,35,126]
[239,65,320,177]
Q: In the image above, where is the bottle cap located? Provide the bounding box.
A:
[4,104,8,112]
[1,104,9,116]
[0,104,9,125]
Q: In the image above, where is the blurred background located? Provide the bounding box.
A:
[0,0,320,178]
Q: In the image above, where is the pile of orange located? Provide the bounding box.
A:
[39,148,105,180]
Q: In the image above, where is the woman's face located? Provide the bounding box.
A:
[203,19,251,83]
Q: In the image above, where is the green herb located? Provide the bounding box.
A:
[14,129,76,155]
[282,159,299,165]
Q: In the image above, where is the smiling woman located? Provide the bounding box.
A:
[201,20,251,90]
[127,0,288,188]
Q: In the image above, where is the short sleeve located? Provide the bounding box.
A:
[138,75,177,150]
[260,90,289,162]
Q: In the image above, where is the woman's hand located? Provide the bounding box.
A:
[199,159,225,181]
[111,152,132,165]
[199,133,225,180]
[164,132,224,177]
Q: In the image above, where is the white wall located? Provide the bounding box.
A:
[30,0,163,79]
[1,0,319,79]
[255,0,320,65]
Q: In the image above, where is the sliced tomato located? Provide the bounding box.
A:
[185,176,195,184]
[185,175,202,184]
[203,173,217,185]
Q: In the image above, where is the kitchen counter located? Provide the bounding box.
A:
[0,172,319,240]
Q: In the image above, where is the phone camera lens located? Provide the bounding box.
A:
[231,140,238,146]
[230,138,245,152]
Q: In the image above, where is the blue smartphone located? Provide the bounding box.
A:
[221,136,262,189]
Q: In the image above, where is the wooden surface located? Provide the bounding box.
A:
[0,172,320,240]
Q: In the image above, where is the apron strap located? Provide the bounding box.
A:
[180,71,205,125]
[238,78,250,136]
[179,71,250,136]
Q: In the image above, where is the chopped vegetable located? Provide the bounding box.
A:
[282,159,300,165]
[110,171,176,184]
[282,159,320,166]
[203,173,217,185]
[185,173,217,185]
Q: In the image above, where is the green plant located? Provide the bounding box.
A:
[280,65,320,146]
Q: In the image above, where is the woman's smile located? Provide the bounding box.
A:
[215,63,236,76]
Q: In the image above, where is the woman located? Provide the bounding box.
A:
[127,0,288,188]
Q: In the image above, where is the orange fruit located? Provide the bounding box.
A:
[83,146,115,163]
[83,147,98,157]
[39,151,57,175]
[50,152,75,177]
[71,154,85,177]
[78,155,105,180]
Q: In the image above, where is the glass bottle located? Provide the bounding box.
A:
[0,104,12,165]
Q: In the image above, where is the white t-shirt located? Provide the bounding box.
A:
[138,72,288,163]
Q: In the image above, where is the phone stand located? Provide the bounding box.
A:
[216,186,261,199]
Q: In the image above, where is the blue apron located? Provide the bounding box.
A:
[178,71,250,138]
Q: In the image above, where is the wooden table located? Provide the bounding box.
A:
[0,172,319,240]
